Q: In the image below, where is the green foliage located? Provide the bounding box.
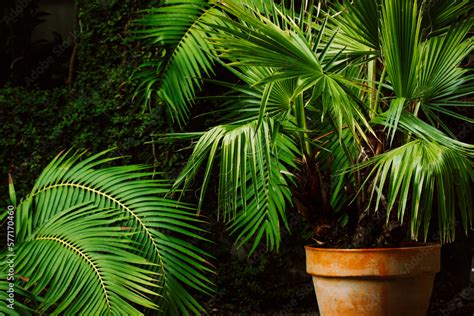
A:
[134,0,473,252]
[171,118,300,252]
[1,150,213,314]
[1,0,472,313]
[1,3,215,312]
[0,0,171,202]
[0,85,167,201]
[132,0,224,127]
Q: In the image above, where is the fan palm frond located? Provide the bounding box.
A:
[380,0,422,99]
[362,113,473,241]
[360,139,472,242]
[205,65,297,124]
[416,21,472,102]
[375,112,474,155]
[421,0,473,36]
[171,118,299,253]
[214,0,323,82]
[330,0,382,53]
[379,7,472,140]
[213,1,373,141]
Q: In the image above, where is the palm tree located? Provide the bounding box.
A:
[1,150,212,315]
[133,0,472,254]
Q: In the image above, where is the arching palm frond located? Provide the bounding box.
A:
[221,120,299,253]
[4,150,213,315]
[132,0,224,126]
[15,204,159,315]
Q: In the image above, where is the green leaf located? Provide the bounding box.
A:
[174,118,299,253]
[132,0,224,126]
[6,150,213,315]
[381,0,422,99]
[355,139,472,242]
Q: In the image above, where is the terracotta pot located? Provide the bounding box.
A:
[305,243,440,316]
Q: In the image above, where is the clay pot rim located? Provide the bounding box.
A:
[305,242,440,253]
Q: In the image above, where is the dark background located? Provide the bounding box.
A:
[0,0,472,314]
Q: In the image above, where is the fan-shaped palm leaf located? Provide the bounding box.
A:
[421,0,473,36]
[362,113,473,241]
[358,139,472,243]
[205,65,297,124]
[212,1,373,141]
[330,0,382,53]
[170,118,299,253]
[380,0,422,99]
[379,15,472,140]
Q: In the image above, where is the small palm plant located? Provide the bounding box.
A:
[133,0,472,253]
[1,150,212,315]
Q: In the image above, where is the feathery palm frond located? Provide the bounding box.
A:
[14,203,159,315]
[132,0,223,126]
[5,150,213,315]
[0,268,35,316]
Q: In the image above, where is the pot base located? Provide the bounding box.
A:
[312,274,435,315]
[305,244,441,316]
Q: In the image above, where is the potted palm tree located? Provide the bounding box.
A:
[133,0,473,314]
